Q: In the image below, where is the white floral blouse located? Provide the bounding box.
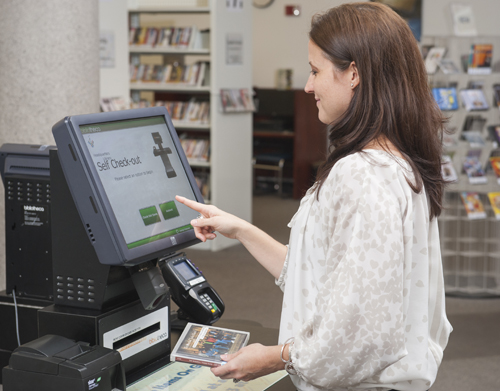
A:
[276,150,452,391]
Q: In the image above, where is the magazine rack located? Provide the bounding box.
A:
[440,190,500,297]
[422,35,500,296]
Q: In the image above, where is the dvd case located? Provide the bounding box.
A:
[170,323,250,367]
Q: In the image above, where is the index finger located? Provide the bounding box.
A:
[211,363,232,378]
[175,195,208,215]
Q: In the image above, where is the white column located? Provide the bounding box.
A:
[0,0,100,291]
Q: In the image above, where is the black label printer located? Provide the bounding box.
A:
[3,335,125,391]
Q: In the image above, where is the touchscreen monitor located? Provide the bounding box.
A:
[52,106,203,267]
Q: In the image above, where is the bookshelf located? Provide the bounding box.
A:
[423,35,500,296]
[252,88,326,199]
[130,84,211,92]
[128,0,253,251]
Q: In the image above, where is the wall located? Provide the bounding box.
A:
[0,0,100,292]
[252,0,362,89]
[252,0,500,89]
[422,0,500,37]
[99,0,130,101]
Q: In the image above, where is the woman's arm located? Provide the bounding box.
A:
[175,196,288,279]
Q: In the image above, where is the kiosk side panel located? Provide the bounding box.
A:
[52,119,123,266]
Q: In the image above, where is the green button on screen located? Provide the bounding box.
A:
[159,201,180,220]
[139,205,161,226]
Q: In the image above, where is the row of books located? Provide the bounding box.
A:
[460,192,500,220]
[180,138,210,163]
[130,99,210,125]
[424,44,494,75]
[129,26,208,50]
[442,153,500,185]
[193,172,209,200]
[130,61,209,87]
[432,87,499,111]
[100,97,210,125]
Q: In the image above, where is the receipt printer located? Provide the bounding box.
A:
[2,335,125,391]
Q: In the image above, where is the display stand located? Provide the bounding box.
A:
[36,150,171,384]
[423,35,500,296]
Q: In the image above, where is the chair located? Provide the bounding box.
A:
[252,153,290,196]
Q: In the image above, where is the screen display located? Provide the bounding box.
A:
[79,116,200,249]
[174,260,198,281]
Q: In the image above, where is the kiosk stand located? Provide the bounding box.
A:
[37,141,172,383]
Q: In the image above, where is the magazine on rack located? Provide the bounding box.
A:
[460,192,487,220]
[488,192,500,220]
[463,156,488,184]
[170,323,250,367]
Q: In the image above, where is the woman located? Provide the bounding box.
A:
[176,2,452,390]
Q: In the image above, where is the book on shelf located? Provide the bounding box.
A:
[442,155,458,183]
[432,87,459,110]
[450,3,477,37]
[137,27,148,45]
[463,156,488,184]
[170,323,250,367]
[146,28,158,46]
[439,58,461,74]
[489,157,500,184]
[460,192,487,219]
[425,47,446,74]
[468,44,493,75]
[487,192,500,220]
[193,171,210,200]
[460,54,470,72]
[166,64,184,83]
[460,89,489,111]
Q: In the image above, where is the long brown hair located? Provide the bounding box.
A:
[310,2,447,219]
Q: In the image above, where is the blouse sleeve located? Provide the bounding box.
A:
[275,245,289,292]
[290,159,409,388]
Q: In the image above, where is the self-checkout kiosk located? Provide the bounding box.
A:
[1,107,224,390]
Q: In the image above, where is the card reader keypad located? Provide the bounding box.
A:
[200,293,218,313]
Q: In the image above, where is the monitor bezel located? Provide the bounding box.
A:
[63,107,204,266]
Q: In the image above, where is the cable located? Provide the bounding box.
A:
[12,289,21,347]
